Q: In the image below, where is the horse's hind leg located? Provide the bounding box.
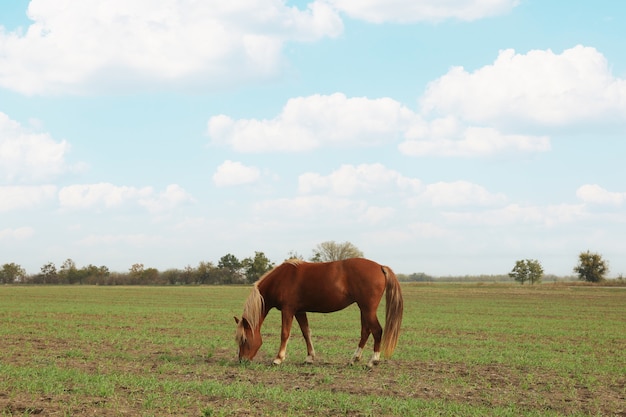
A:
[351,308,382,368]
[366,314,383,368]
[295,312,315,364]
[349,310,373,365]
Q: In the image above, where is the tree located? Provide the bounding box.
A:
[509,259,544,285]
[59,258,78,284]
[142,267,160,284]
[310,241,364,262]
[75,264,104,285]
[218,254,244,284]
[181,265,195,285]
[0,263,26,284]
[242,251,275,284]
[574,251,608,283]
[162,268,182,285]
[128,263,145,284]
[40,262,58,284]
[195,261,214,284]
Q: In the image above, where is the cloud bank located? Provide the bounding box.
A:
[0,0,343,95]
[0,0,524,96]
[209,46,626,158]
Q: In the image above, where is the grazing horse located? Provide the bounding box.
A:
[234,258,403,367]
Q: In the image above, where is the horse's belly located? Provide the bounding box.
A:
[299,299,354,313]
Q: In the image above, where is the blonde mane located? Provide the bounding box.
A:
[235,260,303,344]
[235,285,264,344]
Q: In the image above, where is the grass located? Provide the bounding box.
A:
[0,284,624,416]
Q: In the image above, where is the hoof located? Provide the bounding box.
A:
[367,352,381,368]
[304,355,314,364]
[272,358,283,365]
[366,360,380,369]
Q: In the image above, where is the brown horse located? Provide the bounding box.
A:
[234,258,403,367]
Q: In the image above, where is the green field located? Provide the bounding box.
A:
[0,284,624,416]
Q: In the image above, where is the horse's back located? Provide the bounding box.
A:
[273,258,386,313]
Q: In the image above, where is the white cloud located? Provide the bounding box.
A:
[576,184,626,205]
[298,163,421,196]
[328,0,519,23]
[420,45,626,126]
[0,227,35,241]
[0,0,342,95]
[399,120,550,157]
[208,93,416,152]
[213,160,261,187]
[139,184,195,213]
[58,182,192,211]
[0,112,71,182]
[417,181,507,207]
[0,185,57,212]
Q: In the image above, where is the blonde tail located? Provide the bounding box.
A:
[381,266,403,357]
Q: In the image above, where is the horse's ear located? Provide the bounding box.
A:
[240,317,252,330]
[234,316,240,324]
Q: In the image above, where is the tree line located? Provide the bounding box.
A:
[0,243,619,285]
[0,251,276,286]
[0,241,363,285]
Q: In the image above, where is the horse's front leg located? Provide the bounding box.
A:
[295,312,315,364]
[273,310,294,365]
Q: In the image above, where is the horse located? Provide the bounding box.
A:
[234,257,403,368]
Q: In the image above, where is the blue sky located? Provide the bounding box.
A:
[1,0,625,277]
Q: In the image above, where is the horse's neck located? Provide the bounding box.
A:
[256,281,273,319]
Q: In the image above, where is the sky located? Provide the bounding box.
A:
[1,0,625,277]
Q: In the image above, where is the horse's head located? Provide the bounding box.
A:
[234,316,262,361]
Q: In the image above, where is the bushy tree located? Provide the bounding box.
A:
[181,265,195,285]
[310,241,363,262]
[128,263,145,284]
[217,254,244,284]
[0,263,26,284]
[59,258,79,284]
[39,262,58,284]
[83,264,109,284]
[162,268,182,285]
[509,259,544,285]
[574,251,608,283]
[242,251,275,284]
[195,261,215,284]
